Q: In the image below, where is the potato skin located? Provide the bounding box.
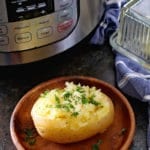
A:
[31,92,114,143]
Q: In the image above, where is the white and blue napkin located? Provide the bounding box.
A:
[91,0,150,149]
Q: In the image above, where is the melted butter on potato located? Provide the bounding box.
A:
[31,82,114,143]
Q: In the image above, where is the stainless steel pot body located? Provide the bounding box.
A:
[0,0,104,65]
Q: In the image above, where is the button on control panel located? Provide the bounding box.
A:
[58,8,73,22]
[37,27,53,39]
[0,0,78,52]
[0,36,9,46]
[54,0,73,10]
[15,32,32,43]
[0,26,8,35]
[57,19,73,32]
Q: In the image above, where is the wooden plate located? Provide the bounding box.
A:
[10,76,135,150]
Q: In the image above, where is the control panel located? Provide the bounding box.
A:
[0,0,78,52]
[6,0,54,22]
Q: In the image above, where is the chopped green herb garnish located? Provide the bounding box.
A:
[55,104,62,108]
[92,144,99,150]
[63,91,72,99]
[81,95,89,104]
[24,128,37,146]
[24,128,34,137]
[71,112,79,117]
[55,102,75,112]
[55,95,60,104]
[25,137,36,145]
[89,99,100,106]
[62,104,70,112]
[40,89,50,97]
[76,86,84,93]
[88,95,100,106]
[67,103,75,109]
[92,139,102,150]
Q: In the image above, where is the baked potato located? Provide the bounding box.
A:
[31,82,114,143]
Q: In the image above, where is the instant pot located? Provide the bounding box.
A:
[0,0,104,65]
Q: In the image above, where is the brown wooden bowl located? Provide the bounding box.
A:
[10,76,135,150]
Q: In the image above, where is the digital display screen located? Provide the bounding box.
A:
[6,0,54,22]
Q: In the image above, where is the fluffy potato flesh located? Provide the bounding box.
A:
[31,82,114,143]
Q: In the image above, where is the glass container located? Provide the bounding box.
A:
[110,0,150,70]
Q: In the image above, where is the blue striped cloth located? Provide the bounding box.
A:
[91,0,150,149]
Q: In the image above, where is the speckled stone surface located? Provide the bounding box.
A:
[0,40,148,150]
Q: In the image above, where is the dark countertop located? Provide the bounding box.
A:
[0,39,148,150]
